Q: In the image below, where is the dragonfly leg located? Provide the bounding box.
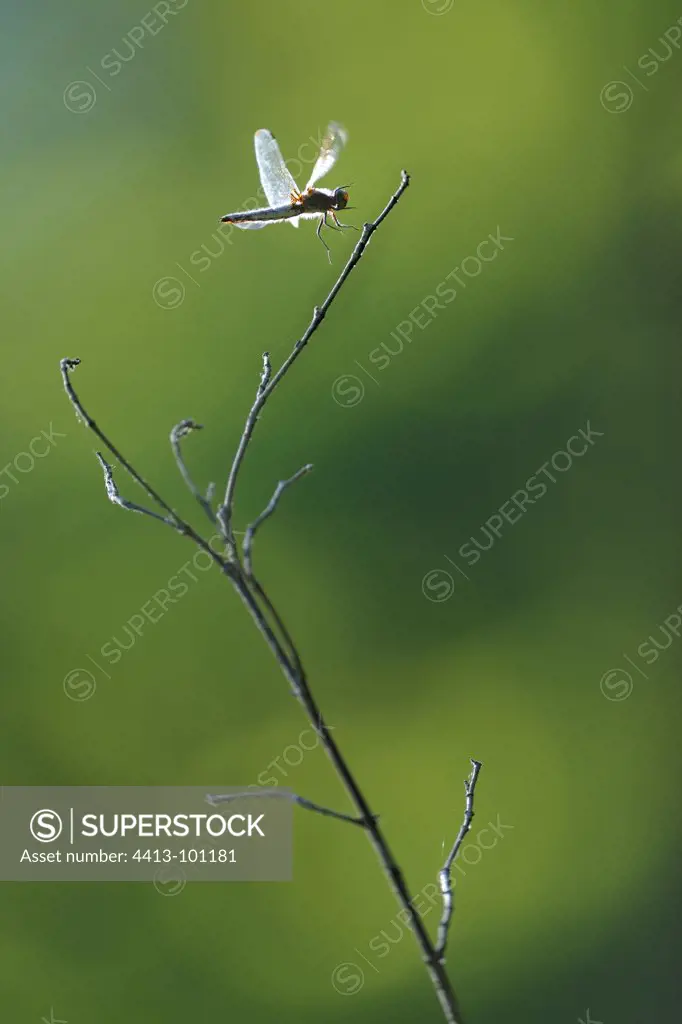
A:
[331,212,359,232]
[316,216,332,262]
[324,212,347,233]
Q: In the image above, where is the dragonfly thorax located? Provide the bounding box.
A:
[298,187,350,215]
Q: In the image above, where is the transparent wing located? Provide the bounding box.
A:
[305,122,348,190]
[254,129,300,207]
[232,218,297,230]
[232,221,270,230]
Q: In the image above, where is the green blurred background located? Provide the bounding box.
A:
[2,0,682,1020]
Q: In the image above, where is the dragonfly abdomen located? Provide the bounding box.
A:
[220,203,296,224]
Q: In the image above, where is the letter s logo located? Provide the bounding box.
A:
[30,809,63,842]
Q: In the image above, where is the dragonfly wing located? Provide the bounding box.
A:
[305,122,348,189]
[254,130,300,208]
[242,218,301,229]
[233,221,269,230]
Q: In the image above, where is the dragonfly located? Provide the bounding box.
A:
[220,122,355,260]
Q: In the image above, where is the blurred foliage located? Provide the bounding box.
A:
[1,0,682,1021]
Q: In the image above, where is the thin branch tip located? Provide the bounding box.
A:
[94,449,110,471]
[93,450,176,527]
[258,352,272,395]
[435,759,483,962]
[170,417,217,527]
[243,464,314,576]
[170,419,204,441]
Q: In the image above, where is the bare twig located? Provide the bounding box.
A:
[206,788,367,828]
[61,358,181,529]
[61,359,232,574]
[243,464,313,576]
[95,452,174,526]
[257,351,272,395]
[59,171,480,1024]
[170,419,218,527]
[436,759,483,962]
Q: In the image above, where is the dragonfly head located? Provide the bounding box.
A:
[332,187,350,210]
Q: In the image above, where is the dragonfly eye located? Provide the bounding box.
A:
[333,188,349,209]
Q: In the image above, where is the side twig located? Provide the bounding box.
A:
[170,419,218,527]
[60,361,232,575]
[436,759,483,962]
[242,465,313,577]
[206,789,367,828]
[95,452,174,527]
[61,358,181,529]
